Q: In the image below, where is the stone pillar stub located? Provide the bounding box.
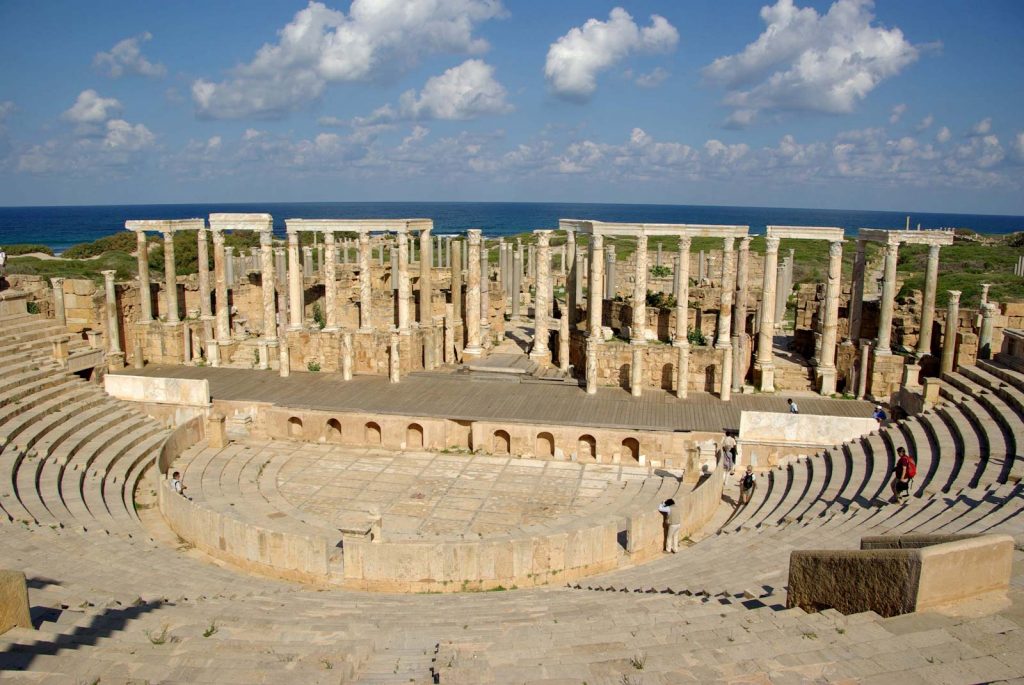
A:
[875,241,900,355]
[51,277,67,327]
[101,269,122,354]
[940,290,961,374]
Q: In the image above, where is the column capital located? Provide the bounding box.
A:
[982,302,998,316]
[765,236,780,252]
[928,243,941,257]
[50,276,65,287]
[162,230,174,243]
[288,231,300,245]
[323,230,335,243]
[828,240,843,257]
[358,231,370,244]
[722,236,735,251]
[885,240,900,257]
[100,269,117,280]
[211,227,224,243]
[534,229,552,246]
[679,235,691,250]
[739,236,751,250]
[948,289,961,304]
[259,229,273,246]
[467,229,482,245]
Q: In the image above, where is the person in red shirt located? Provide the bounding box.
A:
[889,446,916,503]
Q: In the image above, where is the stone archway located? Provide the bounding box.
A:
[326,418,342,443]
[578,434,597,461]
[288,416,303,438]
[536,432,555,458]
[621,437,640,462]
[406,423,424,449]
[493,430,511,455]
[365,421,382,445]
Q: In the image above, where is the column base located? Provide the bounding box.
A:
[321,326,340,333]
[817,366,837,396]
[754,361,775,393]
[463,345,483,358]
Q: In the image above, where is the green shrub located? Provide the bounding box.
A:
[687,328,707,346]
[63,232,139,259]
[1,244,53,256]
[312,303,326,329]
[307,361,321,373]
[650,265,672,279]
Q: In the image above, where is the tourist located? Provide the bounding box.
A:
[721,433,737,474]
[787,398,799,414]
[171,471,185,497]
[872,404,887,424]
[658,498,682,554]
[739,466,756,505]
[0,248,6,277]
[889,447,916,503]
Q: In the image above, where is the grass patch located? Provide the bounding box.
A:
[0,243,53,256]
[6,251,137,282]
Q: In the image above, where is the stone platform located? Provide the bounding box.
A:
[116,365,874,433]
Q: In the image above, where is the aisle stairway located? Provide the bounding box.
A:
[0,309,1022,684]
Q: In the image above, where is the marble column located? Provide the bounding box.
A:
[197,229,212,322]
[322,231,338,331]
[857,340,871,399]
[389,331,401,382]
[848,239,866,341]
[756,236,781,392]
[288,230,303,330]
[917,243,941,357]
[629,233,648,397]
[102,270,122,354]
[258,229,278,361]
[604,245,616,298]
[51,278,66,327]
[302,246,313,279]
[225,246,235,288]
[358,232,372,332]
[731,237,751,393]
[397,230,410,333]
[875,241,900,355]
[275,248,286,286]
[480,245,491,338]
[162,231,179,323]
[817,240,843,395]
[531,231,552,362]
[464,229,483,356]
[717,237,736,401]
[135,230,152,322]
[774,260,787,332]
[212,229,230,341]
[444,304,456,363]
[586,338,598,395]
[940,290,961,374]
[588,235,605,337]
[566,229,577,326]
[510,248,521,319]
[979,302,996,360]
[558,312,570,373]
[419,228,432,326]
[341,331,353,381]
[673,237,691,399]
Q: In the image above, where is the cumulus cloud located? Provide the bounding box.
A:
[62,90,122,125]
[915,114,933,131]
[544,7,678,102]
[93,32,166,78]
[936,126,951,143]
[970,117,992,136]
[397,59,511,120]
[703,0,921,127]
[889,103,906,124]
[634,67,669,88]
[102,119,155,151]
[1014,133,1024,163]
[192,0,505,119]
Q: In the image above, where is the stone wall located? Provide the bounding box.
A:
[569,333,725,394]
[738,411,879,467]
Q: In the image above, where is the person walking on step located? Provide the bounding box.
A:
[889,446,916,503]
[721,433,737,475]
[787,398,799,414]
[739,465,757,505]
[658,498,682,553]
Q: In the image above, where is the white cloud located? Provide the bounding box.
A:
[916,114,933,131]
[192,0,505,119]
[889,103,906,124]
[936,126,951,143]
[62,90,122,125]
[634,67,669,88]
[102,119,155,151]
[93,32,166,78]
[703,0,921,126]
[317,116,347,127]
[544,7,678,102]
[397,59,511,120]
[970,117,992,136]
[1014,133,1024,163]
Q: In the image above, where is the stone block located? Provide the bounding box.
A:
[0,570,32,635]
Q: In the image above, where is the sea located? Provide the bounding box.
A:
[0,201,1021,255]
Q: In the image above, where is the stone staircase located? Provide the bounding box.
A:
[0,308,1023,683]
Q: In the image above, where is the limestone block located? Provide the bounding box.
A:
[0,570,32,635]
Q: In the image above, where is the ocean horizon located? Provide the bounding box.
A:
[1,201,1022,254]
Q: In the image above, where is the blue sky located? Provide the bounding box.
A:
[0,0,1022,213]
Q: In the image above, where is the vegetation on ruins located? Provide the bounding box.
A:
[62,231,140,259]
[312,303,327,329]
[0,243,53,256]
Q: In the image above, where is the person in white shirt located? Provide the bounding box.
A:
[171,471,185,496]
[787,398,799,414]
[658,498,682,553]
[739,466,757,505]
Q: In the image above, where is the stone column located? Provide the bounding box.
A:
[817,240,843,395]
[322,230,338,331]
[629,233,648,397]
[731,237,751,393]
[419,228,432,326]
[774,261,787,332]
[717,237,736,401]
[101,270,122,355]
[510,247,521,320]
[212,228,230,341]
[558,312,570,373]
[566,229,577,326]
[588,234,605,337]
[875,241,900,355]
[940,290,961,374]
[604,245,616,298]
[302,246,314,279]
[389,331,401,382]
[358,231,372,332]
[464,230,483,356]
[225,246,235,288]
[196,228,211,322]
[51,278,66,327]
[916,243,941,357]
[397,230,410,333]
[341,331,353,381]
[756,236,780,392]
[979,302,996,360]
[135,230,152,322]
[288,230,303,330]
[275,248,286,286]
[451,239,463,323]
[673,237,691,399]
[480,245,491,339]
[260,230,278,351]
[162,231,179,323]
[848,239,866,341]
[857,340,871,399]
[444,303,456,363]
[586,337,598,395]
[279,342,290,377]
[531,231,552,362]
